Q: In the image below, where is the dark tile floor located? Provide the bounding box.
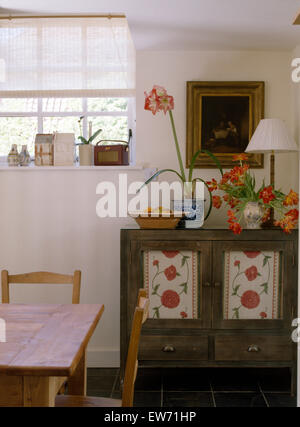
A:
[87,367,297,407]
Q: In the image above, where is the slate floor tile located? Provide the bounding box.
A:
[163,391,214,407]
[162,368,211,392]
[265,393,296,408]
[214,392,267,407]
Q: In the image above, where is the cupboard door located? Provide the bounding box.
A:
[129,240,212,330]
[212,240,295,330]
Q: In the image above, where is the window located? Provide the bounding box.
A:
[0,97,134,157]
[0,16,136,162]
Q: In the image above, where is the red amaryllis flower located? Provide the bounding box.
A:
[259,186,275,204]
[144,88,160,115]
[244,251,261,258]
[212,195,222,209]
[260,311,267,319]
[180,311,188,318]
[284,189,299,207]
[241,290,260,309]
[153,260,159,266]
[229,222,242,235]
[153,85,167,97]
[161,289,180,308]
[245,265,258,281]
[145,85,174,115]
[158,93,174,114]
[233,153,248,162]
[164,265,177,281]
[162,250,179,258]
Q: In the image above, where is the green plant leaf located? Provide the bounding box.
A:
[263,256,271,267]
[232,284,241,296]
[137,169,184,193]
[181,255,190,267]
[260,282,269,294]
[88,128,102,144]
[188,149,223,182]
[78,136,88,144]
[179,282,188,294]
[152,284,160,295]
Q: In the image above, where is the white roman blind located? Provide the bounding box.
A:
[0,16,136,97]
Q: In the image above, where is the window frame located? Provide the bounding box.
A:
[0,96,135,165]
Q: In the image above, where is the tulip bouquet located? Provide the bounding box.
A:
[208,154,299,234]
[143,85,223,220]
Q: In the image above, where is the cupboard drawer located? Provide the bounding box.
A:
[139,335,208,361]
[215,335,293,361]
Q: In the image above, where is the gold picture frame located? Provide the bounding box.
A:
[186,81,264,168]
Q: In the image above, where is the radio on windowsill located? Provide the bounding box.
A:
[94,129,132,166]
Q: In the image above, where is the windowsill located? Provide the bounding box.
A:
[0,163,143,171]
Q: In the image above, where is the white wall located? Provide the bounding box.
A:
[0,49,298,367]
[292,45,300,407]
[137,50,299,227]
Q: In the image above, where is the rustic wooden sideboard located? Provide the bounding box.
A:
[120,228,298,394]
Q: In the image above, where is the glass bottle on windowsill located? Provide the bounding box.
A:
[19,145,31,166]
[7,144,19,167]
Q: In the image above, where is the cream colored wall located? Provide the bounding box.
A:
[0,49,298,367]
[292,45,300,407]
[136,50,298,227]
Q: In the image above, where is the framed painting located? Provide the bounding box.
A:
[186,81,264,168]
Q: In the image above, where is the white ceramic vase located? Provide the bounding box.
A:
[79,144,93,166]
[243,202,264,229]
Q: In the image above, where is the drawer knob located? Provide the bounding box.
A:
[162,345,175,353]
[247,344,260,353]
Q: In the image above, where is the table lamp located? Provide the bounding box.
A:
[245,118,298,226]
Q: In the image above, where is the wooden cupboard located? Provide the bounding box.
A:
[120,228,298,394]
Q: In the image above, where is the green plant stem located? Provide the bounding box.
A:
[169,110,186,182]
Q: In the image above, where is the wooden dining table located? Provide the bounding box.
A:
[0,303,104,407]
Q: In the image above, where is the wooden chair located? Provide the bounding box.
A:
[1,270,81,304]
[55,288,149,407]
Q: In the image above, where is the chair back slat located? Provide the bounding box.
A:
[121,289,149,407]
[1,270,81,304]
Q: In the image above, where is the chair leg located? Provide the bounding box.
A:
[58,383,66,395]
[290,365,297,397]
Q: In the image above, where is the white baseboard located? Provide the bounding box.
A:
[87,347,120,368]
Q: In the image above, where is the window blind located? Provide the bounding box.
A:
[0,17,136,98]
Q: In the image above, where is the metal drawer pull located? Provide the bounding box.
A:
[162,345,175,353]
[204,282,211,287]
[247,344,260,353]
[214,282,221,287]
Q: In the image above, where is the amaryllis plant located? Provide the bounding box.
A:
[143,85,223,220]
[208,153,299,234]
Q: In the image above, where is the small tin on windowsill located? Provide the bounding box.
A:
[94,129,132,166]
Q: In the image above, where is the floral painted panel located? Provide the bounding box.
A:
[143,250,198,319]
[223,251,282,320]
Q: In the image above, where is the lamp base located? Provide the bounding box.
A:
[260,208,280,229]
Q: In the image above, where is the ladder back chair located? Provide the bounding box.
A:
[55,288,149,407]
[1,270,81,304]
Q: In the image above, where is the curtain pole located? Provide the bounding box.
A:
[0,14,126,20]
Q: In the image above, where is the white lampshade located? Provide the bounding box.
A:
[245,118,298,153]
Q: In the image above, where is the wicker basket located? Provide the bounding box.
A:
[132,214,182,229]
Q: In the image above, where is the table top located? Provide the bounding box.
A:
[0,304,104,377]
